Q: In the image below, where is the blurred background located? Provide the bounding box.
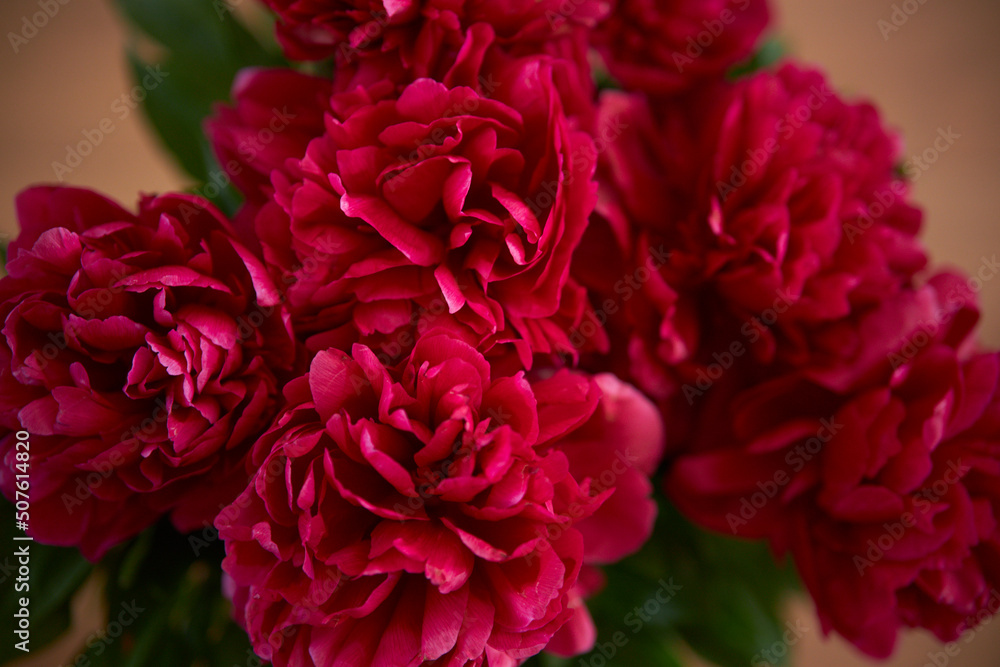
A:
[1,0,998,665]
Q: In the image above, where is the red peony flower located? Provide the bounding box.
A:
[216,331,651,665]
[542,373,665,657]
[253,56,602,366]
[261,0,610,72]
[0,186,295,560]
[548,373,664,564]
[591,0,770,95]
[577,65,927,403]
[206,68,333,206]
[667,276,1000,657]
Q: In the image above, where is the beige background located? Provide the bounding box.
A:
[1,0,999,665]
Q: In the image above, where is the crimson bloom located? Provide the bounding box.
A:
[591,0,770,95]
[0,186,295,560]
[253,56,601,365]
[262,0,610,72]
[217,331,663,665]
[550,373,664,565]
[668,276,1000,657]
[541,373,665,656]
[577,64,926,404]
[206,68,333,206]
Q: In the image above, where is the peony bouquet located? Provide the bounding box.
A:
[1,1,998,666]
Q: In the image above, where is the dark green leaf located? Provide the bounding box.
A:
[659,501,798,666]
[31,547,91,620]
[526,495,799,667]
[196,140,244,214]
[70,521,253,667]
[0,519,93,663]
[728,38,787,79]
[112,0,280,70]
[112,0,286,193]
[124,52,213,182]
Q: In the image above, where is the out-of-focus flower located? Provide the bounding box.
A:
[261,0,610,74]
[578,64,926,403]
[668,276,1000,657]
[591,0,770,95]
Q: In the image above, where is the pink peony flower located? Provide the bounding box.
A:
[261,0,610,72]
[591,0,770,95]
[217,332,603,665]
[254,57,602,366]
[0,186,295,560]
[667,277,1000,657]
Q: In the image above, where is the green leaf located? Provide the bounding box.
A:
[112,0,286,199]
[112,0,281,71]
[115,521,155,590]
[659,501,798,666]
[525,632,685,667]
[0,519,94,663]
[594,66,621,93]
[728,38,786,79]
[72,520,253,667]
[123,53,213,183]
[526,495,799,667]
[31,547,91,620]
[196,140,244,214]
